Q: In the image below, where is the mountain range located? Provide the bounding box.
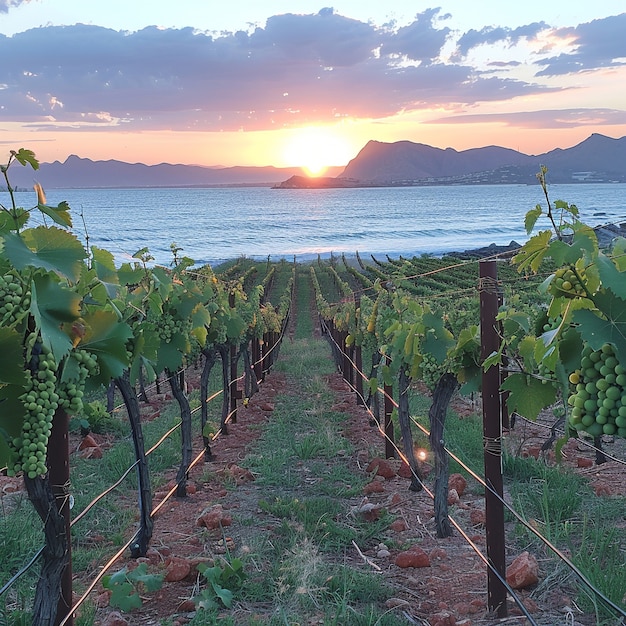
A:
[277,133,626,187]
[7,155,346,189]
[6,133,626,190]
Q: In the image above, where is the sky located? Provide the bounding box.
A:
[1,1,626,173]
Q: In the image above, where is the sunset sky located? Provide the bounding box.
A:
[1,1,625,174]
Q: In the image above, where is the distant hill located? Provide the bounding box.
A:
[334,133,626,186]
[8,133,626,189]
[8,155,345,189]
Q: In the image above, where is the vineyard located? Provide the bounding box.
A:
[0,151,625,625]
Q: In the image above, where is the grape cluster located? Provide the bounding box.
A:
[538,315,562,386]
[0,272,30,326]
[57,349,99,415]
[9,336,58,478]
[567,343,626,438]
[154,313,192,344]
[158,314,177,343]
[549,267,586,298]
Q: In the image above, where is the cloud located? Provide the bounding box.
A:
[427,108,626,129]
[455,22,548,57]
[0,0,31,13]
[380,8,451,63]
[0,10,557,132]
[535,13,626,76]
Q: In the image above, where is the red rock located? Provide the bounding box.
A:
[366,458,396,479]
[577,458,593,468]
[259,402,275,412]
[165,556,191,582]
[398,461,413,478]
[429,610,456,626]
[219,464,255,485]
[447,488,460,505]
[79,434,99,450]
[390,519,408,532]
[186,483,197,495]
[145,547,162,565]
[95,590,111,608]
[469,508,486,526]
[80,446,103,459]
[357,502,382,521]
[506,551,539,589]
[594,484,612,496]
[196,504,232,529]
[101,611,129,626]
[363,480,385,494]
[395,547,431,568]
[523,446,541,459]
[448,473,467,496]
[390,492,403,505]
[177,599,196,612]
[429,547,447,561]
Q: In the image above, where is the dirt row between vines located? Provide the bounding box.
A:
[76,348,626,625]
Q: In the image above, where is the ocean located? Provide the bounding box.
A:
[27,183,626,268]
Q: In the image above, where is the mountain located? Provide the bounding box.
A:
[8,155,346,189]
[8,133,626,189]
[335,133,626,185]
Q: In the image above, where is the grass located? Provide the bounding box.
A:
[218,268,404,624]
[504,453,626,622]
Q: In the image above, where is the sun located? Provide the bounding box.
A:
[282,126,355,177]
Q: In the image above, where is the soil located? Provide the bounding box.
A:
[1,334,625,625]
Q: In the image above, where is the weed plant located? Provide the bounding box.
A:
[504,453,626,622]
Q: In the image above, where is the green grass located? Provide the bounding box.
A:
[218,276,406,624]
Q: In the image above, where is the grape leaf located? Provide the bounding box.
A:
[156,335,188,373]
[547,224,596,266]
[117,263,144,287]
[80,310,133,384]
[109,581,142,612]
[0,327,26,385]
[611,238,626,271]
[501,372,557,420]
[3,227,86,281]
[513,230,552,273]
[12,148,39,170]
[573,291,626,364]
[30,273,80,360]
[0,385,26,439]
[37,200,72,228]
[595,253,626,299]
[524,205,542,234]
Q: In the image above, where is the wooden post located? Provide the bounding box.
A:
[479,260,507,618]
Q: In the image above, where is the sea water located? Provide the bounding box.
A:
[24,183,626,267]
